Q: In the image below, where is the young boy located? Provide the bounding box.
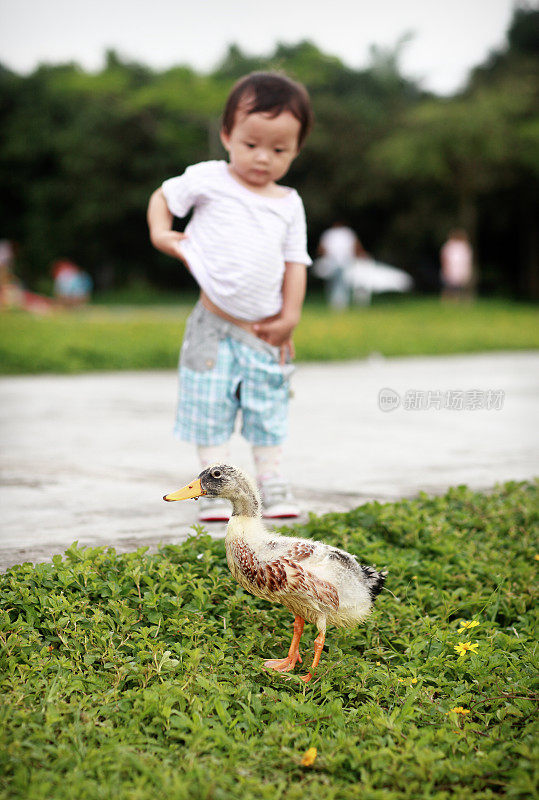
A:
[147,72,313,522]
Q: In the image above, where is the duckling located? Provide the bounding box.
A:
[164,464,386,682]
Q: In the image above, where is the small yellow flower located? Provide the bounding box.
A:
[448,706,471,715]
[454,641,479,656]
[301,747,317,767]
[376,661,381,666]
[458,620,480,633]
[411,677,418,684]
[534,554,539,561]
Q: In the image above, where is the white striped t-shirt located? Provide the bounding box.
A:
[161,160,311,321]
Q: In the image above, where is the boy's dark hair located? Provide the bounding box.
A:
[222,72,313,149]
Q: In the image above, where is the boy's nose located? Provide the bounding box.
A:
[255,149,270,164]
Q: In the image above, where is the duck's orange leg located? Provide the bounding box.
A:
[300,629,326,682]
[263,615,304,672]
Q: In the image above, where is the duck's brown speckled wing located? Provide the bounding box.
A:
[286,558,339,610]
[230,540,288,592]
[229,540,339,610]
[284,541,316,561]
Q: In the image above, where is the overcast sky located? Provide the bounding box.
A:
[0,0,520,95]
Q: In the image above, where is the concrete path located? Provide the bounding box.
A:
[1,351,537,571]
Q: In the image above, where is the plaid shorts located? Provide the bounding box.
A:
[174,303,292,446]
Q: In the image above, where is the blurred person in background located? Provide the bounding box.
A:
[52,259,93,308]
[440,229,474,302]
[0,240,23,309]
[0,240,53,313]
[314,221,367,308]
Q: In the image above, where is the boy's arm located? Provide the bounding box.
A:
[147,188,188,262]
[253,262,307,364]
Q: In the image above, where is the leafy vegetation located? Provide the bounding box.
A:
[1,8,538,298]
[1,298,538,374]
[0,481,537,799]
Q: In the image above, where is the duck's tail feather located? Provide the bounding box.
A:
[361,566,388,601]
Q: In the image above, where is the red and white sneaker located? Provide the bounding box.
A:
[259,478,300,519]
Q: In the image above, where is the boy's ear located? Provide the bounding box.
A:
[219,129,230,152]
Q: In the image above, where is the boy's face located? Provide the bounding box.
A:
[220,109,301,192]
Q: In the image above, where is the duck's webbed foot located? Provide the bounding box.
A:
[300,629,326,682]
[263,615,304,674]
[263,653,302,672]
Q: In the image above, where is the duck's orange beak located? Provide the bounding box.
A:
[163,477,205,502]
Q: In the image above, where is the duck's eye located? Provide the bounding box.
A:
[211,468,222,479]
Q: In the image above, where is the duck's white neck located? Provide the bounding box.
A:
[225,514,266,544]
[223,481,265,544]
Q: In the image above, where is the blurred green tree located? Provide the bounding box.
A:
[0,8,536,298]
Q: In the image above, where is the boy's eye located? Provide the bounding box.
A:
[244,142,256,148]
[274,148,284,154]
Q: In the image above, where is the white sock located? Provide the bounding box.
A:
[252,444,283,485]
[197,443,230,470]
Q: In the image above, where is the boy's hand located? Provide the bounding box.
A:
[253,316,297,365]
[147,189,188,262]
[279,337,295,365]
[151,230,188,261]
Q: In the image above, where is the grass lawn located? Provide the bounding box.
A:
[0,297,538,374]
[0,481,537,799]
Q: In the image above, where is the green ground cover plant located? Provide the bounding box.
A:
[0,298,538,374]
[1,481,537,799]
